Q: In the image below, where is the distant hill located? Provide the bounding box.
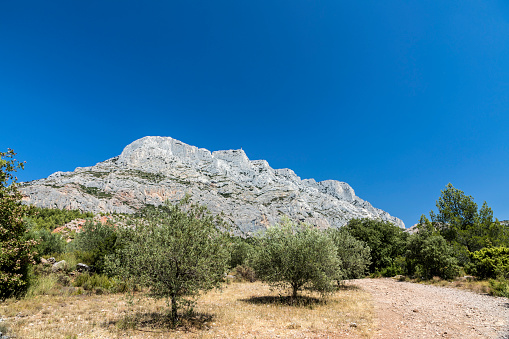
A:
[21,136,404,235]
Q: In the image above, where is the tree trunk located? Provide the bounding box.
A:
[171,294,178,325]
[292,284,298,298]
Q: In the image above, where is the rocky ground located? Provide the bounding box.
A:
[350,278,509,339]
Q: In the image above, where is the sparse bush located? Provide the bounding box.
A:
[26,274,59,297]
[233,265,256,282]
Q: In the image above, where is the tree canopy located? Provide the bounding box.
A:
[343,218,407,273]
[252,217,341,298]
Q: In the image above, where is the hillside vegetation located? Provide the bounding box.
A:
[2,149,509,337]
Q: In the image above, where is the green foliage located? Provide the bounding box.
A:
[27,207,93,231]
[343,218,408,273]
[429,184,508,257]
[489,277,509,298]
[29,228,67,257]
[107,198,230,324]
[228,236,257,269]
[406,230,460,280]
[467,247,509,279]
[72,273,126,293]
[70,220,118,273]
[0,149,37,300]
[251,217,341,298]
[379,256,406,277]
[326,227,371,279]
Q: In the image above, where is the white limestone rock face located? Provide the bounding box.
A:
[21,136,404,234]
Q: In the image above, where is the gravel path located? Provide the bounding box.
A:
[349,278,509,339]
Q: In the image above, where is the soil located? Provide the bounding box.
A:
[349,278,509,339]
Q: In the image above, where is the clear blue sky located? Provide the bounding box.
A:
[2,1,508,227]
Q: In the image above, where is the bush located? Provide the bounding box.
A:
[327,227,371,280]
[252,217,341,298]
[489,277,509,298]
[343,218,408,273]
[70,220,117,273]
[228,237,256,269]
[233,265,256,282]
[468,247,509,279]
[406,232,459,280]
[379,256,406,277]
[73,273,114,291]
[29,228,67,257]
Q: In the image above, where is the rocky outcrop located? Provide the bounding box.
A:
[21,136,404,234]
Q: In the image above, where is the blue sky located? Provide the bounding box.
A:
[1,1,508,227]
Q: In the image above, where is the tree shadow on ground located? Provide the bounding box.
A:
[338,283,360,290]
[240,295,324,307]
[108,310,214,332]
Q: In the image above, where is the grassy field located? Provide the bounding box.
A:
[0,281,374,338]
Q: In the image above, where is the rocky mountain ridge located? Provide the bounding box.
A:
[21,136,404,234]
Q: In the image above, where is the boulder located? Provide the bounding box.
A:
[52,260,67,272]
[76,263,90,273]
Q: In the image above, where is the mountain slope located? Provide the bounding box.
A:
[21,136,404,234]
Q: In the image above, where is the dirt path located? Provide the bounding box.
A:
[349,278,509,339]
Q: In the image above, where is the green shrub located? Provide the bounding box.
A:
[489,277,509,298]
[327,227,371,280]
[73,273,119,292]
[343,218,408,273]
[228,237,256,269]
[379,256,406,277]
[406,232,459,280]
[468,247,509,279]
[70,220,117,273]
[30,229,67,257]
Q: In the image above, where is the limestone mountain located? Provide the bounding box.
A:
[21,136,404,234]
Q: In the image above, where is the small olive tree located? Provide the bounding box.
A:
[252,218,341,298]
[108,199,230,324]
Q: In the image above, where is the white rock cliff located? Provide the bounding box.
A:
[21,136,404,234]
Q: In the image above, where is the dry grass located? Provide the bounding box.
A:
[0,281,374,338]
[410,276,491,294]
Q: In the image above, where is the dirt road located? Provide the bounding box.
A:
[349,279,509,339]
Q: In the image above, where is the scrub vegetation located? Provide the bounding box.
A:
[2,150,509,337]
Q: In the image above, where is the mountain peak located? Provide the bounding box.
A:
[21,136,404,234]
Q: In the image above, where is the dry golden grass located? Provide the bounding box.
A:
[414,276,492,294]
[0,281,375,338]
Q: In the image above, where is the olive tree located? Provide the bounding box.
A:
[252,218,341,298]
[108,199,230,324]
[0,149,37,300]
